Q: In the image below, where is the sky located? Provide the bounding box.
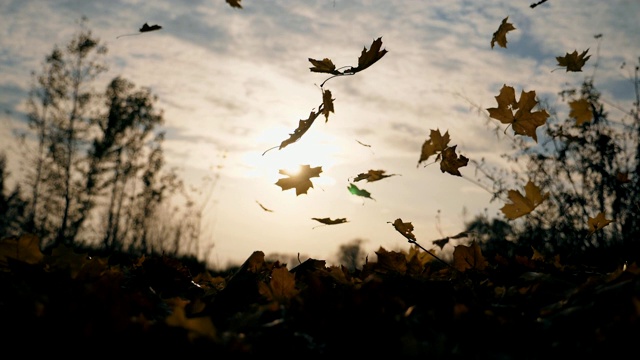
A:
[1,0,639,269]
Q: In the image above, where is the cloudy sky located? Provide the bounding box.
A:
[1,0,639,268]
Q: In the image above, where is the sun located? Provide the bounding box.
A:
[242,126,342,185]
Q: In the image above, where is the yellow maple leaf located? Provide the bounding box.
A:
[569,98,592,125]
[487,84,550,142]
[501,180,549,220]
[556,49,591,72]
[587,212,613,235]
[491,16,516,49]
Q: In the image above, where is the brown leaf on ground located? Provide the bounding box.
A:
[453,241,488,272]
[0,233,43,268]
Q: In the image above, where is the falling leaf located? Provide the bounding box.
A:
[487,84,550,142]
[390,218,416,242]
[140,23,162,32]
[501,180,549,220]
[452,241,488,272]
[587,212,613,235]
[275,165,322,196]
[491,16,516,49]
[352,169,399,182]
[116,23,163,39]
[530,0,549,9]
[432,237,450,250]
[347,183,375,200]
[556,49,591,72]
[418,129,451,166]
[308,58,340,75]
[440,145,469,176]
[432,231,467,250]
[263,109,321,155]
[312,217,349,227]
[321,89,335,122]
[569,98,592,125]
[226,0,242,8]
[256,200,274,212]
[349,37,388,74]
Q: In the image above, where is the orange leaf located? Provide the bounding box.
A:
[587,212,613,235]
[556,49,591,72]
[487,85,549,142]
[275,165,322,196]
[501,180,549,220]
[569,98,592,125]
[491,16,516,49]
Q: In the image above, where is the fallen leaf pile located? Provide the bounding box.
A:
[2,234,638,357]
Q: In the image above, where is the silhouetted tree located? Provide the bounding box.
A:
[0,153,27,237]
[18,16,108,247]
[13,17,208,258]
[336,238,367,271]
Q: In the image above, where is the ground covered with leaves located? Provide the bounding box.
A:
[1,234,639,358]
